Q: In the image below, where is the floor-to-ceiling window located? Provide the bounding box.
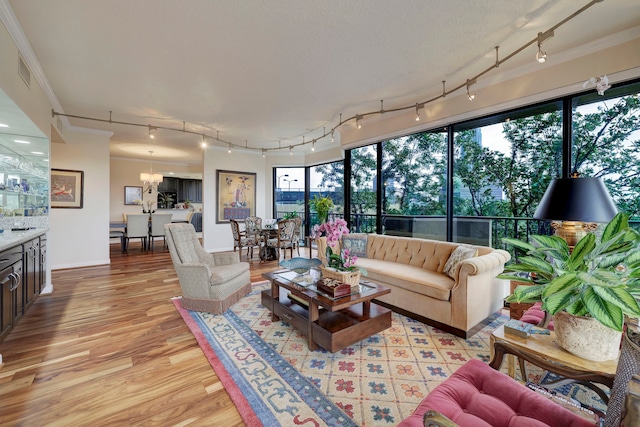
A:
[571,82,640,217]
[274,167,305,220]
[350,144,378,233]
[452,102,563,245]
[381,130,448,238]
[309,161,344,228]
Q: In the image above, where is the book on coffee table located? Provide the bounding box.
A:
[504,319,533,338]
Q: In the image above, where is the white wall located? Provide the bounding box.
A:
[202,148,268,252]
[50,127,111,268]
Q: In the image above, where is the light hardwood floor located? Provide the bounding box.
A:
[0,241,299,426]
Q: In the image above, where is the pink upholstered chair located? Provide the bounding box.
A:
[398,359,593,427]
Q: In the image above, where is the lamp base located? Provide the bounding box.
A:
[551,221,598,249]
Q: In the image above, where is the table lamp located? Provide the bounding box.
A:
[533,175,617,248]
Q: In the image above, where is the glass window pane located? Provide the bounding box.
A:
[275,167,305,220]
[572,83,640,217]
[310,161,344,229]
[453,103,562,245]
[350,145,377,233]
[381,130,447,240]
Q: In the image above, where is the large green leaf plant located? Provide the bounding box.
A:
[500,212,640,332]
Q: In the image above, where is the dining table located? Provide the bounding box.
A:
[259,227,278,261]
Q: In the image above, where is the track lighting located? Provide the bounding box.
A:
[262,148,266,158]
[536,30,553,63]
[228,142,232,154]
[289,145,293,155]
[331,130,335,143]
[415,104,421,121]
[356,115,362,129]
[148,126,156,139]
[311,140,315,151]
[466,79,476,101]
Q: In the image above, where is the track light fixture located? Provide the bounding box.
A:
[356,115,362,129]
[466,79,476,101]
[311,140,315,151]
[148,125,156,139]
[262,148,266,158]
[415,103,421,121]
[536,30,553,63]
[227,142,232,154]
[331,130,335,143]
[289,145,293,155]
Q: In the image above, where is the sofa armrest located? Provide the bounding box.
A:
[212,251,240,266]
[455,249,510,281]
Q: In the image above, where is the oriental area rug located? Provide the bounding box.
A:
[172,281,600,426]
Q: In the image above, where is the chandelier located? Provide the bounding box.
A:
[140,150,163,193]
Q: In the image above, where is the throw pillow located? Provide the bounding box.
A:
[341,233,368,258]
[443,246,477,278]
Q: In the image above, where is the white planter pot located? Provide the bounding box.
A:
[553,310,622,361]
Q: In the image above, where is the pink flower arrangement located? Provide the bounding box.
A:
[312,218,366,274]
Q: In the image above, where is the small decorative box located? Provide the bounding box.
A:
[316,278,352,297]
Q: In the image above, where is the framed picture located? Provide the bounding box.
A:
[51,169,84,209]
[216,170,256,223]
[124,186,143,205]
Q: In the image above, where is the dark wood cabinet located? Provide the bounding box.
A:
[23,238,40,310]
[176,179,202,203]
[158,177,178,193]
[0,247,24,342]
[0,232,46,343]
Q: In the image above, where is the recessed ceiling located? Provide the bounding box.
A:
[5,0,640,166]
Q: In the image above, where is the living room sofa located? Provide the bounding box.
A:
[317,234,510,338]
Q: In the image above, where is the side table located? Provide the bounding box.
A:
[490,324,617,405]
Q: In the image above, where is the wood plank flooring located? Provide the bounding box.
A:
[0,242,298,426]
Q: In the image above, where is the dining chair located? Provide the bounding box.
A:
[124,213,149,252]
[245,216,263,244]
[291,216,303,255]
[229,219,260,259]
[266,219,296,259]
[149,213,173,250]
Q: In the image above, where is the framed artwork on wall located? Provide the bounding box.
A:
[51,169,84,209]
[216,170,256,223]
[124,186,143,205]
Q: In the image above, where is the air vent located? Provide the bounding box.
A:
[18,53,31,88]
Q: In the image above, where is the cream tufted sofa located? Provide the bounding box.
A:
[317,234,510,338]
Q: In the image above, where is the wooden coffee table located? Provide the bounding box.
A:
[262,270,391,352]
[490,324,618,404]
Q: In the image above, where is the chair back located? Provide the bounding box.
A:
[126,214,149,238]
[150,214,173,236]
[230,219,242,242]
[245,216,262,236]
[292,216,302,240]
[165,223,205,265]
[278,219,296,242]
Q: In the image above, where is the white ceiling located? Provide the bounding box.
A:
[3,0,640,168]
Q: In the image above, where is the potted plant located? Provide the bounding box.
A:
[158,192,174,209]
[309,194,333,224]
[500,212,640,360]
[311,218,367,286]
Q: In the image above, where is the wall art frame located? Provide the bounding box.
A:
[216,170,256,223]
[51,168,84,209]
[124,186,143,205]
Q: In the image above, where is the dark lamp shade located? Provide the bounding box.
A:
[533,177,617,223]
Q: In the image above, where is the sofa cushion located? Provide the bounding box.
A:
[342,233,368,257]
[443,246,477,279]
[397,359,593,427]
[356,258,454,301]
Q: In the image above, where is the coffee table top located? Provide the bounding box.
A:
[263,270,390,311]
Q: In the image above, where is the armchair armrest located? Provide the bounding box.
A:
[213,251,240,266]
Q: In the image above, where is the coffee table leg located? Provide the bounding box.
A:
[270,280,279,322]
[308,300,319,351]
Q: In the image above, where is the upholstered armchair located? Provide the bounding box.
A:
[165,223,251,314]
